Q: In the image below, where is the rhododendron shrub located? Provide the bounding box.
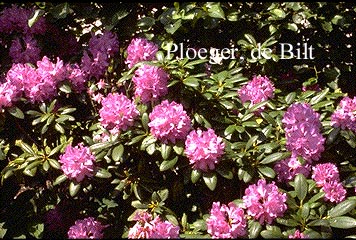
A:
[1,2,356,239]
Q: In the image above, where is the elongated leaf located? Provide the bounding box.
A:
[191,169,202,183]
[53,174,67,186]
[310,88,329,105]
[328,199,356,218]
[95,168,112,178]
[112,144,124,162]
[8,106,25,119]
[183,77,200,88]
[260,152,291,164]
[161,143,171,160]
[160,156,178,171]
[258,166,276,178]
[329,216,356,229]
[295,173,308,201]
[248,221,262,238]
[48,158,61,169]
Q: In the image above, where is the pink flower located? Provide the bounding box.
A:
[274,155,311,183]
[206,202,247,238]
[59,143,96,182]
[184,128,225,172]
[322,181,346,203]
[282,103,325,162]
[81,31,119,80]
[148,100,191,144]
[128,211,180,239]
[132,65,169,103]
[238,75,275,112]
[99,93,139,132]
[0,81,22,110]
[331,96,356,133]
[243,179,287,225]
[126,38,158,68]
[9,35,41,64]
[312,163,340,187]
[68,217,106,239]
[66,64,87,93]
[289,230,306,238]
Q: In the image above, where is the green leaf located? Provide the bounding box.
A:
[69,181,81,197]
[207,2,225,19]
[244,33,257,45]
[276,218,298,227]
[173,145,184,155]
[146,143,156,155]
[270,8,286,19]
[295,173,308,201]
[112,144,124,162]
[248,221,262,238]
[258,166,276,178]
[28,9,45,27]
[50,3,72,19]
[95,168,112,178]
[166,214,179,226]
[127,135,145,145]
[260,112,276,126]
[48,158,61,169]
[260,152,291,164]
[160,156,178,171]
[216,166,233,179]
[183,77,200,88]
[285,92,296,104]
[141,135,157,150]
[191,169,202,183]
[308,219,329,227]
[53,174,67,186]
[260,228,283,238]
[157,189,169,202]
[246,135,258,150]
[328,199,356,218]
[329,216,356,229]
[307,191,325,204]
[24,160,41,172]
[141,112,149,131]
[59,83,72,93]
[203,172,217,191]
[165,19,182,34]
[8,106,24,119]
[310,88,329,105]
[131,200,147,209]
[16,140,36,155]
[161,143,172,160]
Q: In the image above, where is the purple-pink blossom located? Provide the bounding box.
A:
[67,217,106,239]
[289,230,307,239]
[0,81,22,110]
[128,211,180,239]
[238,75,275,112]
[206,202,247,238]
[331,96,356,133]
[0,4,46,35]
[243,179,287,225]
[59,143,96,182]
[81,31,119,80]
[126,38,158,68]
[148,100,191,144]
[132,65,169,103]
[322,181,347,203]
[312,163,340,187]
[9,35,41,64]
[184,128,225,172]
[65,64,87,93]
[99,93,139,133]
[282,103,325,162]
[274,155,311,183]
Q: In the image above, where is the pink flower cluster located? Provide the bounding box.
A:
[289,230,307,239]
[0,82,21,110]
[128,211,180,239]
[238,75,275,112]
[81,31,119,80]
[126,38,159,68]
[99,93,139,134]
[274,156,311,183]
[67,217,106,239]
[148,100,191,144]
[282,103,325,163]
[184,128,225,172]
[312,163,346,203]
[59,143,96,182]
[331,96,356,133]
[206,202,247,238]
[243,179,287,225]
[65,64,87,93]
[5,56,66,104]
[132,65,169,103]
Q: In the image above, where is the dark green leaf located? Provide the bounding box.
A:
[248,220,262,238]
[183,77,200,88]
[295,173,308,201]
[69,181,81,197]
[258,166,276,178]
[203,172,217,191]
[112,144,124,162]
[329,216,356,229]
[328,199,356,218]
[53,174,67,186]
[95,168,112,178]
[8,106,24,119]
[191,169,202,183]
[160,156,178,171]
[260,152,291,164]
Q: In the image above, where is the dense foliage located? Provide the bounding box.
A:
[0,2,356,238]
